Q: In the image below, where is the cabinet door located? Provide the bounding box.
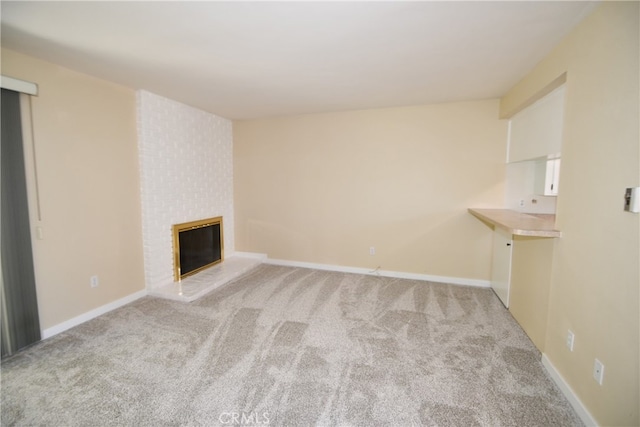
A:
[491,227,513,307]
[549,158,560,195]
[508,85,565,163]
[534,158,561,196]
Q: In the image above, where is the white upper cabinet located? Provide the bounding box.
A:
[534,157,561,196]
[508,85,565,163]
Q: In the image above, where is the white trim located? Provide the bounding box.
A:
[265,258,490,288]
[541,353,598,427]
[230,251,268,260]
[41,289,147,339]
[1,75,38,95]
[506,119,512,163]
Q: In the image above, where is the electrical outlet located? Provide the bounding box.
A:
[90,275,99,288]
[519,199,525,208]
[369,246,376,256]
[593,359,604,385]
[624,187,640,212]
[566,330,575,352]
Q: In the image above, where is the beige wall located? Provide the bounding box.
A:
[234,100,507,280]
[1,48,145,330]
[501,3,639,425]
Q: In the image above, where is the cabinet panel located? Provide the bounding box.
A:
[491,227,513,307]
[508,85,565,163]
[509,236,554,352]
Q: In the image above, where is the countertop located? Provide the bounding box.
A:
[468,208,561,238]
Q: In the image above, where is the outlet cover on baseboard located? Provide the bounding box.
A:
[593,359,604,385]
[566,330,575,352]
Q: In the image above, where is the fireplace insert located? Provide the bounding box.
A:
[172,217,223,281]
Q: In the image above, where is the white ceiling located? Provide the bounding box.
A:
[1,1,597,120]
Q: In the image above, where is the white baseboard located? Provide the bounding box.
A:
[541,353,598,427]
[264,258,490,288]
[229,251,268,260]
[41,289,148,339]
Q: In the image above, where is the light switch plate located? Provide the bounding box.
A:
[624,187,640,213]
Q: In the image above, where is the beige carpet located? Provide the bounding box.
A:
[1,264,582,426]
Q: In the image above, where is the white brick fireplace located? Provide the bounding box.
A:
[136,90,235,292]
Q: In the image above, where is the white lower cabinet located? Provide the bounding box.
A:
[491,227,513,307]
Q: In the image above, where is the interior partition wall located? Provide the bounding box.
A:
[1,88,41,357]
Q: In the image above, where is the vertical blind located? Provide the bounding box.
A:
[1,88,41,357]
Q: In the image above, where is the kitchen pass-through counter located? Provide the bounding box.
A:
[468,208,561,238]
[468,207,560,351]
